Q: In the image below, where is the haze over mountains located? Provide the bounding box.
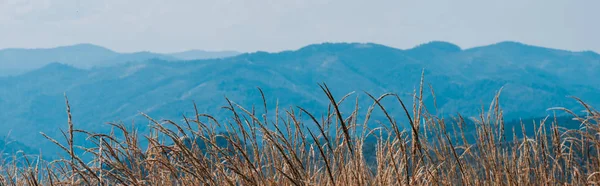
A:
[0,44,241,76]
[0,41,599,156]
[168,50,242,60]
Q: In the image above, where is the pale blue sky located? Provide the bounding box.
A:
[0,0,598,53]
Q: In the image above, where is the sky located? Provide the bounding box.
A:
[0,0,598,53]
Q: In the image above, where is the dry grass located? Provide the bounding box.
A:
[1,79,599,185]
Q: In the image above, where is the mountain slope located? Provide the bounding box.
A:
[0,41,598,155]
[0,44,241,76]
[168,50,240,60]
[0,44,119,75]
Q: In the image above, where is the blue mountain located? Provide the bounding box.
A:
[168,50,241,60]
[0,44,240,76]
[0,41,598,156]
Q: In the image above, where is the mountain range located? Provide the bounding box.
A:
[0,41,599,156]
[0,44,241,76]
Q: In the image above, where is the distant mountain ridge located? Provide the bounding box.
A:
[0,41,599,156]
[169,50,241,60]
[0,44,241,76]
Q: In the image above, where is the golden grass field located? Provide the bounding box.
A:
[1,80,599,186]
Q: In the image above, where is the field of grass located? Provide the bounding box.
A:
[1,81,599,185]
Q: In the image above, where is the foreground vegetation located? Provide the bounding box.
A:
[1,81,599,185]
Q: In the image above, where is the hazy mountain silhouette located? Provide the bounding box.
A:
[0,44,241,76]
[169,50,241,60]
[0,41,598,156]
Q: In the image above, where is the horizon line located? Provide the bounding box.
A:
[0,40,598,55]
